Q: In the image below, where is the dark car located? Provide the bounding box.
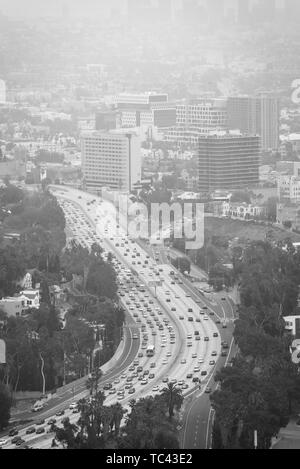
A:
[48,418,57,426]
[213,333,218,338]
[205,387,212,394]
[12,436,21,444]
[9,429,19,437]
[36,427,45,435]
[36,419,45,426]
[221,351,228,357]
[15,438,26,446]
[201,371,208,376]
[26,427,36,435]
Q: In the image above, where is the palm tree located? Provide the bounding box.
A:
[86,368,102,396]
[110,402,125,436]
[160,383,183,419]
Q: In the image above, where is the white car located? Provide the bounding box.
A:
[69,402,78,410]
[198,358,204,364]
[0,438,8,447]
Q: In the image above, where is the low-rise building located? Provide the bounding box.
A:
[0,289,40,318]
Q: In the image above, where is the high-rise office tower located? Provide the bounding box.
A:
[284,0,300,22]
[237,0,251,24]
[198,133,260,192]
[206,0,225,26]
[82,130,141,193]
[227,94,280,151]
[252,0,276,23]
[0,80,6,104]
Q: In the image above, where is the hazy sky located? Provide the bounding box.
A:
[0,0,285,19]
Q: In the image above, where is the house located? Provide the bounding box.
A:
[0,289,40,318]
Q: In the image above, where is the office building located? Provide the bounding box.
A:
[0,79,6,103]
[165,98,227,146]
[206,0,225,26]
[198,132,260,192]
[237,0,251,24]
[284,0,300,22]
[82,130,141,193]
[115,92,176,131]
[227,94,280,151]
[95,109,120,131]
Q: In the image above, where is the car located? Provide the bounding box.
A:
[209,360,216,366]
[222,342,229,349]
[11,436,21,444]
[9,429,19,437]
[204,337,209,342]
[192,377,200,383]
[221,351,228,357]
[15,438,26,446]
[201,371,208,376]
[213,333,219,338]
[194,366,200,372]
[149,373,155,379]
[181,359,187,364]
[141,379,148,385]
[150,362,156,368]
[26,427,36,435]
[162,359,168,365]
[69,403,78,410]
[205,387,212,394]
[48,418,57,426]
[0,438,8,447]
[222,323,227,329]
[128,388,136,394]
[36,419,45,426]
[203,315,209,321]
[186,373,193,379]
[152,386,159,392]
[109,388,117,394]
[36,427,45,435]
[73,408,80,414]
[56,410,65,417]
[187,342,193,347]
[188,308,193,313]
[211,351,218,357]
[196,318,201,323]
[221,297,226,301]
[198,357,204,364]
[188,317,194,322]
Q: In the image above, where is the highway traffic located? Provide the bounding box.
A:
[0,186,233,449]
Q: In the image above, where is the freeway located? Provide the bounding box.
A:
[1,186,234,449]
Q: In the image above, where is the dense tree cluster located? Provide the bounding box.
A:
[211,241,300,449]
[52,378,182,449]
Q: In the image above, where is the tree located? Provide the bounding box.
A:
[160,383,183,419]
[0,383,11,430]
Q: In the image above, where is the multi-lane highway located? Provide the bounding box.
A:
[0,186,236,449]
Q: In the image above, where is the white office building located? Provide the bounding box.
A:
[82,130,142,193]
[0,79,6,104]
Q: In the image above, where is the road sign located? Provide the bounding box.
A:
[0,339,6,364]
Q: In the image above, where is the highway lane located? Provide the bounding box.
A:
[181,323,235,449]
